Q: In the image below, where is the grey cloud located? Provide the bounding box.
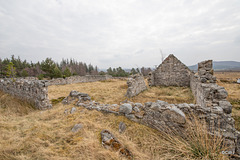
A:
[0,0,240,68]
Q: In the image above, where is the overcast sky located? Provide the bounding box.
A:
[0,0,240,68]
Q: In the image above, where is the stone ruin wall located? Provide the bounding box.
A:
[0,78,52,110]
[0,75,112,110]
[148,54,192,87]
[64,89,239,156]
[190,60,239,155]
[126,74,147,98]
[146,56,239,155]
[47,75,112,86]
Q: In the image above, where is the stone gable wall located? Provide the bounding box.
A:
[0,78,52,110]
[148,54,192,87]
[126,74,147,98]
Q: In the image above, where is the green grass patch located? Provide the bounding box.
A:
[51,97,65,105]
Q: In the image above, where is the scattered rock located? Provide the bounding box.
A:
[135,112,144,119]
[63,91,91,105]
[133,106,140,113]
[64,109,68,114]
[70,107,77,114]
[119,103,132,115]
[211,106,223,115]
[70,90,88,97]
[71,124,83,132]
[101,130,133,159]
[144,102,152,108]
[219,100,232,114]
[119,122,126,133]
[163,105,186,124]
[125,114,138,122]
[134,103,143,109]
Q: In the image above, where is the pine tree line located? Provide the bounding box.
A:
[0,55,98,79]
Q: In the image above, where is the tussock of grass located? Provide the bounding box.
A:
[155,114,229,160]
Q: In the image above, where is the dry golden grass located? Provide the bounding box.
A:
[0,90,229,160]
[130,86,194,104]
[0,91,35,116]
[215,72,240,130]
[214,71,240,82]
[48,79,194,105]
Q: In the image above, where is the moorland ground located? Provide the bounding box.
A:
[0,72,239,159]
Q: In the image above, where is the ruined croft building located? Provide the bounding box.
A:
[148,54,192,87]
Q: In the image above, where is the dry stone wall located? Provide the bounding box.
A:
[148,54,192,87]
[0,78,52,110]
[190,60,240,155]
[0,75,112,110]
[47,75,112,86]
[126,74,147,98]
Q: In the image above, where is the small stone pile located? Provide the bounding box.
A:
[62,90,91,105]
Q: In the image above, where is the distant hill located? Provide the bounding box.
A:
[188,61,240,71]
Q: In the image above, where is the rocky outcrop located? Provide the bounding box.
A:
[126,74,147,98]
